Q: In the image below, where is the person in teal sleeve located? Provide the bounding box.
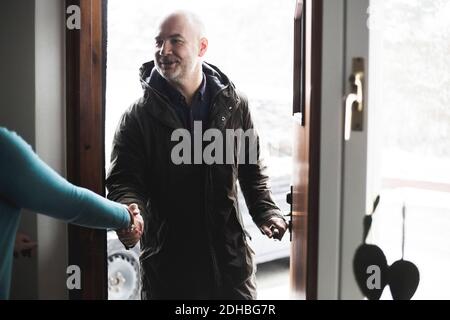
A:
[0,126,143,299]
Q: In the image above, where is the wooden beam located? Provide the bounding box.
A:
[66,0,107,300]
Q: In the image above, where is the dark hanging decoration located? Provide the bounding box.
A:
[353,196,420,300]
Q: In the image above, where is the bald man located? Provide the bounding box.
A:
[106,11,287,300]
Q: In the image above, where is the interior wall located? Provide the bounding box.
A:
[0,0,68,299]
[0,0,39,300]
[35,0,68,300]
[0,0,36,143]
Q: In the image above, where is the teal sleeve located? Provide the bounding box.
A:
[0,201,21,300]
[0,127,130,230]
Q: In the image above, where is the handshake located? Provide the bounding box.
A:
[117,203,144,249]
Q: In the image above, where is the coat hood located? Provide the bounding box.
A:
[139,60,233,93]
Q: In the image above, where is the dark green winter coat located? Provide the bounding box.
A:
[106,61,283,299]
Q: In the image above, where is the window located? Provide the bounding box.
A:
[368,0,450,299]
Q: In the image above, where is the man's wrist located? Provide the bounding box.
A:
[123,204,135,230]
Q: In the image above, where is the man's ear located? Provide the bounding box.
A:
[198,37,208,57]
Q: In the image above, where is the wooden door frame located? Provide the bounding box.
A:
[64,0,323,300]
[291,0,322,300]
[66,0,108,300]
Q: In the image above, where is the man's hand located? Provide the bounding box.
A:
[117,203,144,249]
[259,217,288,241]
[14,232,38,258]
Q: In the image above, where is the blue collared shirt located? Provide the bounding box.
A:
[149,70,211,132]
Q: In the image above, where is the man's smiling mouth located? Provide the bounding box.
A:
[160,60,178,68]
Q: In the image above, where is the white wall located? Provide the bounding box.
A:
[35,0,68,300]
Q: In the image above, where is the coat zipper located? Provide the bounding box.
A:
[204,85,232,295]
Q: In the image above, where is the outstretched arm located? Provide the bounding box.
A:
[0,127,133,230]
[106,107,150,248]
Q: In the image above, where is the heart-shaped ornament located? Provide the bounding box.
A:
[353,243,389,300]
[388,259,420,300]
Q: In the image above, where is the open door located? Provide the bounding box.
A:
[290,0,322,300]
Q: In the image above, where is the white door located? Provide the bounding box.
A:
[340,0,371,299]
[318,0,371,300]
[319,0,450,300]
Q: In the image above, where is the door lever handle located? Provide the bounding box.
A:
[344,58,365,141]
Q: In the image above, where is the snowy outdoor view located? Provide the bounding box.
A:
[368,0,450,299]
[105,0,449,300]
[105,0,296,300]
[105,0,295,177]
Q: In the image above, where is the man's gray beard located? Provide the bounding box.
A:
[157,67,183,85]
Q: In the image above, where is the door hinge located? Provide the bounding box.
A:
[285,186,293,242]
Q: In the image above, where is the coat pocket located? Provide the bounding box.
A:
[140,204,167,261]
[233,199,252,240]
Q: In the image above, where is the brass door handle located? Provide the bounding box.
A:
[344,58,365,141]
